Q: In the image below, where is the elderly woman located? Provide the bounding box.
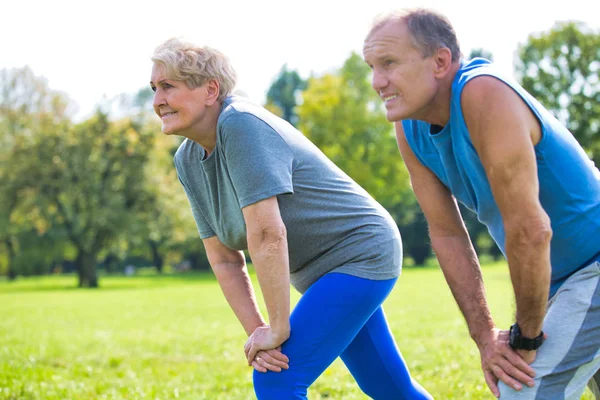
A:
[150,37,431,400]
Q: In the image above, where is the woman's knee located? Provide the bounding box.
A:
[253,369,306,400]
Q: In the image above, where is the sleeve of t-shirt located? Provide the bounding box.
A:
[220,112,294,208]
[177,172,216,239]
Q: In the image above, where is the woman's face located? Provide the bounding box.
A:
[150,63,212,136]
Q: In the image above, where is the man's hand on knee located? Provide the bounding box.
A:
[478,328,537,398]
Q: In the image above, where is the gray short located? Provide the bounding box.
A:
[499,261,600,399]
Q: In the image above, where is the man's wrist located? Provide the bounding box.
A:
[470,323,496,348]
[509,323,545,350]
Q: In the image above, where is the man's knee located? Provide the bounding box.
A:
[588,369,600,398]
[253,369,306,400]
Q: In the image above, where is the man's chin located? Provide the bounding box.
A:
[386,110,404,122]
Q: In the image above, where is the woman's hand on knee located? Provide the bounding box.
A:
[244,325,289,361]
[245,326,290,372]
[251,348,290,373]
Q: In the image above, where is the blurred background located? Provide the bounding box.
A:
[1,1,599,399]
[1,0,598,286]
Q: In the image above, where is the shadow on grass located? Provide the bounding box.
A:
[0,271,218,295]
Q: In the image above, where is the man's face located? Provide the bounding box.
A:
[363,21,438,122]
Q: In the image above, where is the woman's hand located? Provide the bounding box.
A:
[250,347,290,373]
[244,325,290,372]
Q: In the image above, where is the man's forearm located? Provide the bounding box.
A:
[505,220,552,338]
[432,235,496,347]
[212,262,266,336]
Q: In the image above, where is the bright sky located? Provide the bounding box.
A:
[2,0,599,121]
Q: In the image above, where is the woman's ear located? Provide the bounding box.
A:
[205,79,220,105]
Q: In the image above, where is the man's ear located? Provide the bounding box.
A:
[433,47,453,78]
[205,79,220,105]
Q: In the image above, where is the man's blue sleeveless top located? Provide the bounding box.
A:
[402,58,600,297]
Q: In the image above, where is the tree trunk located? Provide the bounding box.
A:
[5,238,17,281]
[76,250,99,288]
[149,240,164,273]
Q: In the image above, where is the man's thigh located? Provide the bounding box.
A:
[499,262,600,399]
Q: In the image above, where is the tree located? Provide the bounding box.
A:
[297,52,430,264]
[266,65,307,126]
[468,48,494,61]
[20,112,155,287]
[515,22,600,165]
[0,66,72,279]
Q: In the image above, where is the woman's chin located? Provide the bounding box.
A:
[161,124,178,135]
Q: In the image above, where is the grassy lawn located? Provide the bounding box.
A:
[0,263,593,399]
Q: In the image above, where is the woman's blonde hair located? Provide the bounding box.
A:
[151,37,237,102]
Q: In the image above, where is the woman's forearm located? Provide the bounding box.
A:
[212,261,267,336]
[247,229,291,341]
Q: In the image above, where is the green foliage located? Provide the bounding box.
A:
[298,53,412,214]
[468,48,494,61]
[265,65,307,126]
[0,66,72,281]
[515,22,600,165]
[297,52,430,264]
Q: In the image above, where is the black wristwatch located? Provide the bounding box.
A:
[509,323,545,350]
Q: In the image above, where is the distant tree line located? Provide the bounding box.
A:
[0,22,598,287]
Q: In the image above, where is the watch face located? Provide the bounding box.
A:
[509,323,544,350]
[509,324,519,348]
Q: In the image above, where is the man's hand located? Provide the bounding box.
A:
[478,328,536,398]
[244,325,290,371]
[516,349,538,365]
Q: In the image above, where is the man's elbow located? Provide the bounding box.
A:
[506,216,553,250]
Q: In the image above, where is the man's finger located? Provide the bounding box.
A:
[504,350,536,380]
[484,369,500,398]
[492,363,523,392]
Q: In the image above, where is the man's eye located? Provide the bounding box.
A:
[163,83,173,89]
[150,85,156,92]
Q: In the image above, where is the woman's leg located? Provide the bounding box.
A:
[340,306,432,399]
[253,273,396,399]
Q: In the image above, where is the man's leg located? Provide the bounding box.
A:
[499,262,600,399]
[587,369,600,398]
[253,273,396,400]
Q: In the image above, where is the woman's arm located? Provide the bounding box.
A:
[203,234,289,372]
[203,236,265,336]
[242,196,291,340]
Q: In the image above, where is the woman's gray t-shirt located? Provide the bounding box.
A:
[175,96,401,293]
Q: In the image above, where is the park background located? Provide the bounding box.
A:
[1,0,599,398]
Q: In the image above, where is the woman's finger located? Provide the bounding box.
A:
[260,350,289,369]
[252,358,268,373]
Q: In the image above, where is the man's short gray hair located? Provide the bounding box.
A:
[368,8,462,62]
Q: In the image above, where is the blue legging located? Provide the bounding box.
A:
[253,272,432,399]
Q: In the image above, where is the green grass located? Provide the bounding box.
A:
[0,264,593,399]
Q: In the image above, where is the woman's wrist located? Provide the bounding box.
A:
[271,323,291,342]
